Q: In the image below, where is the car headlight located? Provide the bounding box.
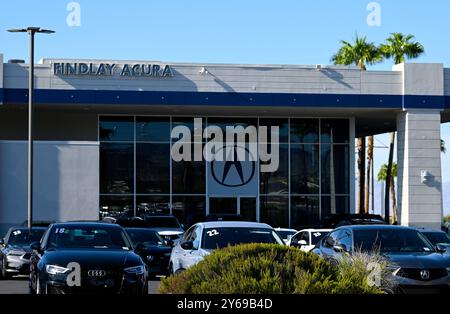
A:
[386,264,401,276]
[46,264,70,275]
[7,250,24,257]
[124,265,145,275]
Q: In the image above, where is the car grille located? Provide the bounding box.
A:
[397,268,448,281]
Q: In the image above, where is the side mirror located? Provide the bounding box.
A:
[333,244,348,253]
[134,243,145,253]
[0,238,4,246]
[436,244,447,253]
[298,240,307,246]
[30,241,40,251]
[180,241,194,250]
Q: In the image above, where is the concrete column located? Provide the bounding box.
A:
[0,53,3,105]
[397,110,443,229]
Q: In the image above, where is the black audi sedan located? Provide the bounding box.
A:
[312,225,450,294]
[29,222,148,294]
[0,227,47,278]
[124,228,173,278]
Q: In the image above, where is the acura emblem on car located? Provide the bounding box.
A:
[87,270,106,277]
[420,270,430,280]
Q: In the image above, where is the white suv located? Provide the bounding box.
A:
[169,221,284,274]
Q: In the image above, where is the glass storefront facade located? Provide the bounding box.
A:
[99,116,350,229]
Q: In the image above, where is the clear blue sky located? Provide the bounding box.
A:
[1,0,450,213]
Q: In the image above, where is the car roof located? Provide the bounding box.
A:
[335,225,416,231]
[416,228,446,234]
[50,222,123,229]
[274,228,297,232]
[195,221,273,229]
[299,228,332,232]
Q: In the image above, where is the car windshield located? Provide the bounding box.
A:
[311,231,330,245]
[422,232,450,246]
[202,228,284,250]
[144,217,180,228]
[7,229,46,246]
[126,229,165,246]
[277,230,296,239]
[47,226,132,250]
[353,229,435,253]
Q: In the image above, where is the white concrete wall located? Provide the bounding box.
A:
[397,110,443,229]
[3,60,403,95]
[0,141,99,234]
[393,63,444,96]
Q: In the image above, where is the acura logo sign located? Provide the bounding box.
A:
[420,270,430,280]
[211,145,256,187]
[87,270,107,277]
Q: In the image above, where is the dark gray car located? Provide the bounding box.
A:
[312,225,450,294]
[0,227,47,278]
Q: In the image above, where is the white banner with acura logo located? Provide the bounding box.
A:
[206,144,258,196]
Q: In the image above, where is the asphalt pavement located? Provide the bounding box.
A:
[0,276,161,294]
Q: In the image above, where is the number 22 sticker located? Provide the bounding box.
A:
[207,230,219,237]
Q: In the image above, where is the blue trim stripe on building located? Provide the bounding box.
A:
[0,88,446,109]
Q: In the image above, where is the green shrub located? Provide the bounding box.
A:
[159,244,382,294]
[444,215,450,224]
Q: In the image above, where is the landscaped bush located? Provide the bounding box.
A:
[159,244,383,294]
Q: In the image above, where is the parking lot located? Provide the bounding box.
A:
[0,277,161,294]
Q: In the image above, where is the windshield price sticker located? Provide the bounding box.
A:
[207,230,219,237]
[55,228,66,234]
[313,232,322,237]
[13,230,22,236]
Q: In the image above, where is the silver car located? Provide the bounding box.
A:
[169,221,284,274]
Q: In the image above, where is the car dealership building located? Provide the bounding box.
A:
[0,53,448,233]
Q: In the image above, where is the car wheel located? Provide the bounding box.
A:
[1,258,10,280]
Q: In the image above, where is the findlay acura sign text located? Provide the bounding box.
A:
[53,62,174,77]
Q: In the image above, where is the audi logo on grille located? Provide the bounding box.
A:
[87,270,107,277]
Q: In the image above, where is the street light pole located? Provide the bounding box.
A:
[7,27,55,230]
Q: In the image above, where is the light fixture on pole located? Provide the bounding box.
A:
[7,27,55,230]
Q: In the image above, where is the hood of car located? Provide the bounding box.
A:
[5,245,32,253]
[384,251,450,269]
[139,245,172,255]
[43,249,141,268]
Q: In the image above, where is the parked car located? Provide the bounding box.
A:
[0,227,47,279]
[312,214,386,229]
[140,215,185,244]
[312,225,450,294]
[288,229,332,252]
[419,229,450,254]
[29,222,148,294]
[169,221,284,274]
[124,227,173,278]
[274,228,298,244]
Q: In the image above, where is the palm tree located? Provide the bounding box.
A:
[378,163,398,223]
[380,33,425,223]
[380,33,425,64]
[332,34,383,213]
[331,33,383,70]
[365,136,374,214]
